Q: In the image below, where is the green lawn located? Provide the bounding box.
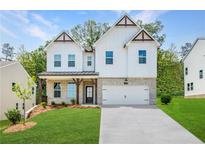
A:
[157,97,205,143]
[0,108,101,144]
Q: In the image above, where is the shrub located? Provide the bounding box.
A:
[70,99,76,105]
[61,101,66,106]
[40,102,46,109]
[5,109,21,125]
[161,95,172,105]
[51,101,56,106]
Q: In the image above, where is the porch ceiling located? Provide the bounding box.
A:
[38,71,99,80]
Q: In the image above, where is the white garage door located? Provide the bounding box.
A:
[102,85,149,105]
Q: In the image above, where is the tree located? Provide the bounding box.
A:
[181,42,192,58]
[1,43,15,61]
[157,48,183,96]
[13,78,35,123]
[70,20,110,50]
[137,20,166,45]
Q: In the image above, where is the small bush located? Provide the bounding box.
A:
[61,101,66,106]
[5,109,21,125]
[161,95,172,105]
[40,102,46,109]
[70,99,76,105]
[51,101,56,106]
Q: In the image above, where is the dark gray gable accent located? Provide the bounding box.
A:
[115,15,137,26]
[132,30,154,41]
[54,32,74,42]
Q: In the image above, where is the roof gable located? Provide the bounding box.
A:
[54,32,74,42]
[115,15,137,26]
[125,29,160,48]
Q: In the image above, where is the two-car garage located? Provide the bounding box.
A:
[102,85,150,105]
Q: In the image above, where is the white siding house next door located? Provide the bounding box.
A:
[102,85,149,105]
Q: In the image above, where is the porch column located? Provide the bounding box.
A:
[92,79,98,105]
[39,78,43,103]
[73,78,83,104]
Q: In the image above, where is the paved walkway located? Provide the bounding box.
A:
[99,106,202,144]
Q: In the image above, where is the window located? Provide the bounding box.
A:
[32,87,35,94]
[105,51,113,64]
[190,82,194,91]
[139,50,146,64]
[16,103,18,110]
[185,67,188,75]
[87,56,92,66]
[199,70,203,79]
[67,83,76,98]
[12,82,16,91]
[187,83,190,91]
[54,82,61,98]
[68,54,75,67]
[54,54,61,67]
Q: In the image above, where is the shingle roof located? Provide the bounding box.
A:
[38,71,99,76]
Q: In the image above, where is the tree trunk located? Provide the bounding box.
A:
[23,99,26,124]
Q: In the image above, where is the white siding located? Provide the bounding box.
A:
[83,52,95,71]
[0,62,36,120]
[184,39,205,96]
[47,42,83,72]
[95,26,140,77]
[95,26,157,78]
[127,42,157,78]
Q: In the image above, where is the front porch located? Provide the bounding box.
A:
[38,72,99,105]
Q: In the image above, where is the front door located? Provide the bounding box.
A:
[86,86,93,104]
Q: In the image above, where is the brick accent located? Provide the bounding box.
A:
[97,78,156,105]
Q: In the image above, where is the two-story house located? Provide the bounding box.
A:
[39,14,160,105]
[183,38,205,98]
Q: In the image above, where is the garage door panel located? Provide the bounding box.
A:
[102,85,149,105]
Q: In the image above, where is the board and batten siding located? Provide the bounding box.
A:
[47,42,83,72]
[184,39,205,97]
[95,26,157,78]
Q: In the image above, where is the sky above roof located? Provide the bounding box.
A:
[0,10,205,57]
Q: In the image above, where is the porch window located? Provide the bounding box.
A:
[54,82,61,98]
[105,51,113,64]
[139,50,146,64]
[87,56,92,66]
[68,54,75,67]
[54,54,61,67]
[67,83,76,98]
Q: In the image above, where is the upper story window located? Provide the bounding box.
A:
[68,54,75,67]
[32,87,35,94]
[12,82,16,91]
[87,56,92,66]
[139,50,146,64]
[105,51,113,64]
[54,82,61,98]
[199,70,203,79]
[54,54,61,67]
[185,67,188,75]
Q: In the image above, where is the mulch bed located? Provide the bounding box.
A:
[3,122,36,134]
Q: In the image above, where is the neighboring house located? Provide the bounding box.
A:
[39,14,160,105]
[183,38,205,98]
[0,61,36,120]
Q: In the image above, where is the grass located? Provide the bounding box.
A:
[157,97,205,143]
[0,108,101,144]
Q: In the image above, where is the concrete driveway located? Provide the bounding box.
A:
[99,106,202,144]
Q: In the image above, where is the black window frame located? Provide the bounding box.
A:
[185,67,188,75]
[68,54,75,67]
[32,87,35,94]
[54,82,61,98]
[187,83,190,91]
[190,82,194,91]
[199,70,203,79]
[105,51,113,65]
[54,54,61,67]
[16,103,18,110]
[139,50,147,64]
[12,82,16,91]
